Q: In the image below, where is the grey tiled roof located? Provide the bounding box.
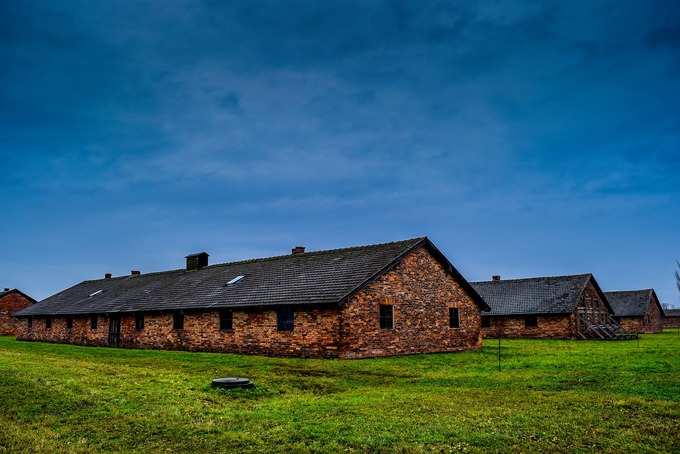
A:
[17,237,487,316]
[471,274,596,316]
[605,289,658,317]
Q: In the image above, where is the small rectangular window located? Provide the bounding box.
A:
[449,308,460,328]
[90,316,98,330]
[45,317,52,329]
[27,317,32,330]
[220,309,233,331]
[525,315,538,327]
[379,304,394,330]
[66,318,73,330]
[276,306,294,331]
[173,312,184,330]
[481,316,491,328]
[135,313,145,331]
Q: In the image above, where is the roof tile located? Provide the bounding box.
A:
[605,290,655,317]
[18,238,428,316]
[471,274,593,315]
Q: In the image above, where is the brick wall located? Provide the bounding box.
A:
[17,315,109,346]
[481,314,574,339]
[480,279,613,339]
[618,317,643,333]
[124,308,341,356]
[643,300,663,333]
[618,301,664,333]
[664,316,680,328]
[338,246,482,358]
[15,245,484,358]
[16,306,341,357]
[0,293,33,335]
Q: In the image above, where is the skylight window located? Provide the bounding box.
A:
[89,289,103,297]
[226,275,244,285]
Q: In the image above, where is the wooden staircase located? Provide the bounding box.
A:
[577,312,637,340]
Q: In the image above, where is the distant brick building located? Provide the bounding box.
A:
[0,289,36,335]
[663,308,680,329]
[605,290,665,333]
[15,238,489,358]
[471,274,628,339]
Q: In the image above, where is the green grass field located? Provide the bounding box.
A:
[0,333,678,453]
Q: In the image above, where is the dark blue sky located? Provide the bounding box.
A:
[1,1,679,305]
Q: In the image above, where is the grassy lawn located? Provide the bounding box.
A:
[0,333,678,453]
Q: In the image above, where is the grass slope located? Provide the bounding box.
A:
[0,333,678,453]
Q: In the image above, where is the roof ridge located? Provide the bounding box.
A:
[18,236,434,316]
[210,237,426,268]
[470,273,592,285]
[80,237,427,283]
[604,289,653,294]
[81,269,185,283]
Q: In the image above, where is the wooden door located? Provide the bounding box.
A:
[108,315,121,347]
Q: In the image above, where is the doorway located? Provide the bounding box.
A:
[108,314,121,347]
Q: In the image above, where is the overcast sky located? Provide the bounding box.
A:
[1,1,679,305]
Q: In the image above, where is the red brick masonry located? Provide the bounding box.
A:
[16,246,484,358]
[481,280,609,339]
[482,314,574,339]
[0,292,34,335]
[618,301,664,333]
[664,314,680,329]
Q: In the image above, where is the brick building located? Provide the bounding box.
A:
[663,308,680,329]
[14,237,489,358]
[0,289,36,335]
[605,289,665,333]
[471,274,628,339]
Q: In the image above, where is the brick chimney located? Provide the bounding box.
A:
[131,270,141,276]
[492,275,501,281]
[105,273,112,279]
[292,246,305,254]
[185,252,209,271]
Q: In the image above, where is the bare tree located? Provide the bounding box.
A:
[676,261,680,293]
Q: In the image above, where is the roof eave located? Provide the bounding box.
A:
[482,310,573,316]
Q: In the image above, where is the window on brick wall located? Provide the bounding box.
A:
[27,317,32,330]
[66,318,73,330]
[45,317,52,329]
[219,309,233,331]
[379,304,394,329]
[173,312,184,330]
[481,316,491,328]
[90,316,98,330]
[276,306,294,331]
[135,313,144,331]
[525,315,538,327]
[449,308,460,328]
